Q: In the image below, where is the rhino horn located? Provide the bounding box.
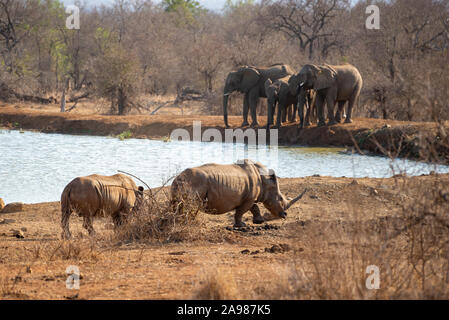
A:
[285,188,308,210]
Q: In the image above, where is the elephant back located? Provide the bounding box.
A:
[260,64,294,83]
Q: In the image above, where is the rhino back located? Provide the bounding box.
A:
[193,163,261,214]
[69,174,137,216]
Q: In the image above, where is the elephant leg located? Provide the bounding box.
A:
[290,102,297,123]
[267,102,274,128]
[286,105,294,122]
[241,93,250,127]
[304,99,312,127]
[298,100,305,128]
[316,94,326,127]
[250,204,264,224]
[276,99,287,128]
[345,94,358,123]
[335,101,346,123]
[82,215,95,237]
[346,85,362,123]
[326,92,338,125]
[281,104,289,123]
[276,100,284,128]
[248,89,259,127]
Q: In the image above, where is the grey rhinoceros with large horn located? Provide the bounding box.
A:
[60,174,144,239]
[171,160,307,227]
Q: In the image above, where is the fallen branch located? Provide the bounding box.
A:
[68,92,90,103]
[151,101,173,115]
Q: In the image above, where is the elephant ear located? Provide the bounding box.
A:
[240,67,261,92]
[264,79,273,96]
[288,74,300,95]
[314,65,337,91]
[273,81,283,96]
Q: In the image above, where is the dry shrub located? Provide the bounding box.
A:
[249,137,449,300]
[116,190,207,244]
[249,195,449,300]
[1,275,27,299]
[193,269,240,300]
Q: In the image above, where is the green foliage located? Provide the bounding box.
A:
[162,0,203,14]
[224,0,255,14]
[161,0,205,25]
[117,131,133,141]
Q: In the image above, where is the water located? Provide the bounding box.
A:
[1,129,448,204]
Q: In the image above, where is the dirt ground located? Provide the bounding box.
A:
[1,174,448,300]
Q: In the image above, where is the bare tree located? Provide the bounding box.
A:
[261,0,350,59]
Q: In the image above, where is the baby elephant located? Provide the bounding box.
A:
[60,174,144,239]
[171,160,307,227]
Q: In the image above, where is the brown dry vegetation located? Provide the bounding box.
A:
[1,174,448,300]
[1,0,448,121]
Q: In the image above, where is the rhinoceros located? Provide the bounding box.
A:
[61,174,144,239]
[171,160,306,227]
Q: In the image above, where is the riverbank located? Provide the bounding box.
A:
[1,104,448,164]
[1,174,448,299]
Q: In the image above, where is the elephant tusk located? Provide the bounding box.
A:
[223,92,232,97]
[285,188,308,210]
[300,82,305,87]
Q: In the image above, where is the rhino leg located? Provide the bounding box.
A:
[112,212,125,230]
[250,204,264,224]
[234,207,247,228]
[82,215,96,237]
[61,210,72,240]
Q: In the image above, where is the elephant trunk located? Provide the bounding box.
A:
[223,91,231,128]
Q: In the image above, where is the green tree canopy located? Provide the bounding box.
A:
[161,0,204,15]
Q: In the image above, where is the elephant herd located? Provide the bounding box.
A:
[223,63,363,129]
[60,161,306,239]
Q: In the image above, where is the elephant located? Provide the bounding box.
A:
[223,64,295,128]
[265,76,318,128]
[288,64,363,126]
[264,76,299,128]
[171,160,307,228]
[296,88,318,128]
[60,174,144,239]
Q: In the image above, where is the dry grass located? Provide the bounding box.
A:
[193,269,241,300]
[115,189,209,244]
[23,238,105,264]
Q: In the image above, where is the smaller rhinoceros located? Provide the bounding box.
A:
[171,160,307,227]
[60,174,144,239]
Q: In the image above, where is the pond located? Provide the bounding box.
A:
[1,129,448,204]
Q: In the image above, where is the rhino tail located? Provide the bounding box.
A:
[61,182,73,239]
